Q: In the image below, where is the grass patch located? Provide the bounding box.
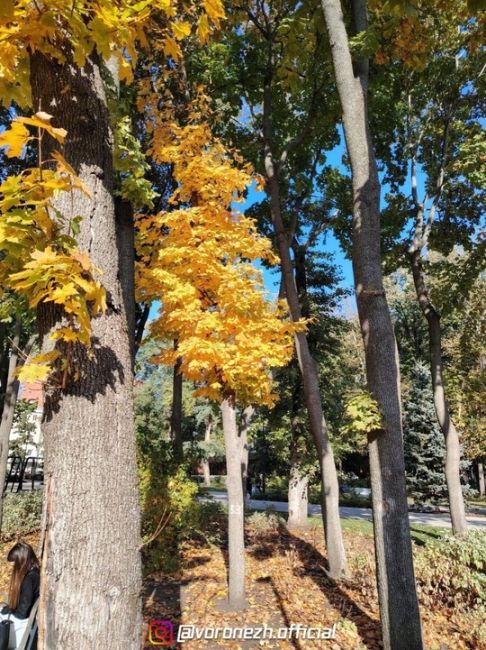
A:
[309,513,449,546]
[198,486,226,494]
[467,497,486,509]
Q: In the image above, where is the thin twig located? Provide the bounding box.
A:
[138,507,172,550]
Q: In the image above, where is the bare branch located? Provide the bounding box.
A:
[305,219,329,251]
[422,115,452,246]
[138,507,172,550]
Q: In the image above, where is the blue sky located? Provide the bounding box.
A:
[240,181,355,296]
[238,135,356,312]
[234,137,355,311]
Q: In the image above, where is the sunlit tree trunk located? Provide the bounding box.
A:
[30,50,142,650]
[320,1,423,648]
[202,417,212,487]
[221,394,246,611]
[478,462,485,497]
[288,451,309,529]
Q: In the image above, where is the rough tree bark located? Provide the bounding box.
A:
[30,51,142,650]
[410,251,467,535]
[221,394,247,611]
[263,56,346,582]
[320,1,423,648]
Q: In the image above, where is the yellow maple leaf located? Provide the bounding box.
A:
[196,13,210,43]
[172,21,191,41]
[49,327,84,343]
[51,150,91,196]
[72,250,92,271]
[0,121,31,158]
[16,350,61,383]
[203,0,225,24]
[48,282,79,304]
[18,112,67,144]
[17,363,51,383]
[163,36,181,60]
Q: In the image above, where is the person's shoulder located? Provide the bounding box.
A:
[25,567,40,582]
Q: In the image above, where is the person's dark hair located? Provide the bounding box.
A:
[7,541,40,610]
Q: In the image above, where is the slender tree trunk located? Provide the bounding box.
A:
[0,326,35,512]
[202,418,212,487]
[287,416,309,529]
[321,1,423,648]
[30,51,142,650]
[410,251,467,534]
[221,394,246,611]
[170,348,183,461]
[115,198,136,364]
[240,405,254,500]
[0,320,21,530]
[478,461,485,497]
[288,453,309,529]
[0,324,9,416]
[202,458,211,487]
[263,70,346,582]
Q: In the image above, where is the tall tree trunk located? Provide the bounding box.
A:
[170,348,183,461]
[320,1,423,648]
[410,250,467,534]
[30,51,142,650]
[202,417,212,487]
[478,461,485,497]
[263,69,346,582]
[221,394,246,611]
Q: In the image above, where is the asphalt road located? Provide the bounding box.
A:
[204,490,486,529]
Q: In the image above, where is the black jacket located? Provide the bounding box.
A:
[1,567,40,619]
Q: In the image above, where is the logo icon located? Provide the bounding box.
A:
[148,620,174,646]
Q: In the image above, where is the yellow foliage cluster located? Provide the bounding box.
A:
[0,2,223,383]
[137,103,301,406]
[0,0,225,106]
[0,113,106,382]
[1,1,296,400]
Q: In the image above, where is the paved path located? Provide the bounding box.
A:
[203,490,486,529]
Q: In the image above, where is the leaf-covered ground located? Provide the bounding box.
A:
[0,527,480,649]
[142,520,483,650]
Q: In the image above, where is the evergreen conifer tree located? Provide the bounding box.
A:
[404,362,447,503]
